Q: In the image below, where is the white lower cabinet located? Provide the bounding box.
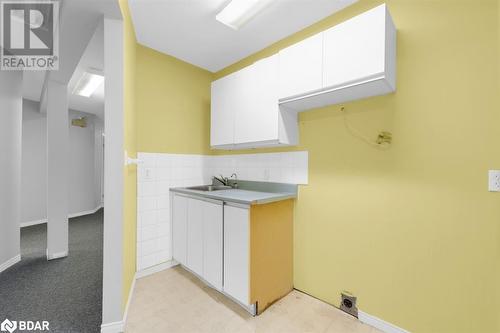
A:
[187,198,204,276]
[172,194,188,266]
[172,193,293,315]
[202,199,223,290]
[172,194,223,290]
[223,204,250,306]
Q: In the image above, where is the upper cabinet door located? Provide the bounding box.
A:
[211,70,241,147]
[323,4,390,89]
[278,33,324,100]
[233,55,280,145]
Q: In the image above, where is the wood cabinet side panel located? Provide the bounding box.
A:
[250,199,294,314]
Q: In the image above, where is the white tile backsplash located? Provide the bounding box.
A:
[136,151,308,271]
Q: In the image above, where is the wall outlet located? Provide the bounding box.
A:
[488,170,500,192]
[340,292,358,318]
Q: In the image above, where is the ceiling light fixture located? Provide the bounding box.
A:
[72,71,104,98]
[216,0,274,30]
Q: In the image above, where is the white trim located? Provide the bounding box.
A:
[0,254,21,273]
[102,16,125,327]
[122,273,136,329]
[358,310,411,333]
[119,262,175,331]
[47,250,68,260]
[20,205,103,228]
[136,260,176,279]
[20,219,48,228]
[100,321,124,333]
[69,205,103,218]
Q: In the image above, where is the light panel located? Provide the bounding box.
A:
[72,72,104,98]
[216,0,274,30]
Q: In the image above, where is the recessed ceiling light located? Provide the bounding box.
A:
[72,71,104,98]
[216,0,274,30]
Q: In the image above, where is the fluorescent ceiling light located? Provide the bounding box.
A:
[72,71,104,98]
[216,0,274,30]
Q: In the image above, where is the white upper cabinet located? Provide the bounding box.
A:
[279,4,396,111]
[211,54,298,150]
[210,4,396,148]
[234,56,279,145]
[278,33,324,100]
[323,4,395,90]
[210,70,241,148]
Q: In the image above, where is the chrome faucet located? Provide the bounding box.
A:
[213,175,229,186]
[230,173,238,189]
[213,173,238,188]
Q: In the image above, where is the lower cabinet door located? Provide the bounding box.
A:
[202,200,223,290]
[187,198,204,276]
[223,204,250,306]
[172,194,188,266]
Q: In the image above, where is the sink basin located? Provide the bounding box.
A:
[186,185,233,192]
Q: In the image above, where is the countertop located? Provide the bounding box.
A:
[170,180,297,205]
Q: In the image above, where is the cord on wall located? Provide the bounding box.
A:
[340,106,392,149]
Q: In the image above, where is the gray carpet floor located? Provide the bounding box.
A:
[0,210,103,333]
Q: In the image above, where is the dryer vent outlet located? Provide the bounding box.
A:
[340,292,358,318]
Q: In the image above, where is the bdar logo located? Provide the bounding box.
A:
[0,319,17,333]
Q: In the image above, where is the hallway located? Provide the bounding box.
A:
[0,210,104,333]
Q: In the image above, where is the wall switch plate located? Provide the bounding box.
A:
[488,170,500,192]
[143,168,153,181]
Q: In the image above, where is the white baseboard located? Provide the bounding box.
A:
[0,254,21,273]
[100,321,124,333]
[101,262,176,332]
[122,273,137,330]
[359,310,410,333]
[136,260,176,279]
[46,250,68,261]
[114,261,175,331]
[21,205,103,228]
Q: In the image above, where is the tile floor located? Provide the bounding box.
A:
[125,266,381,333]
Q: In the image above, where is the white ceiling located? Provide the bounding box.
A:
[128,0,358,72]
[67,22,105,119]
[22,0,116,118]
[22,22,104,118]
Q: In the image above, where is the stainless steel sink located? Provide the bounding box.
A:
[186,185,233,192]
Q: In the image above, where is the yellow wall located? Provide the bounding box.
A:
[214,1,500,332]
[120,0,137,311]
[136,45,212,155]
[120,0,213,312]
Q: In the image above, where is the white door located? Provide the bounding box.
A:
[202,200,223,290]
[278,33,324,99]
[187,198,203,276]
[211,70,241,147]
[223,204,250,306]
[233,55,280,145]
[323,4,387,89]
[172,194,188,265]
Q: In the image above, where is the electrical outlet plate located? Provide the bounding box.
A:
[488,170,500,192]
[340,292,358,318]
